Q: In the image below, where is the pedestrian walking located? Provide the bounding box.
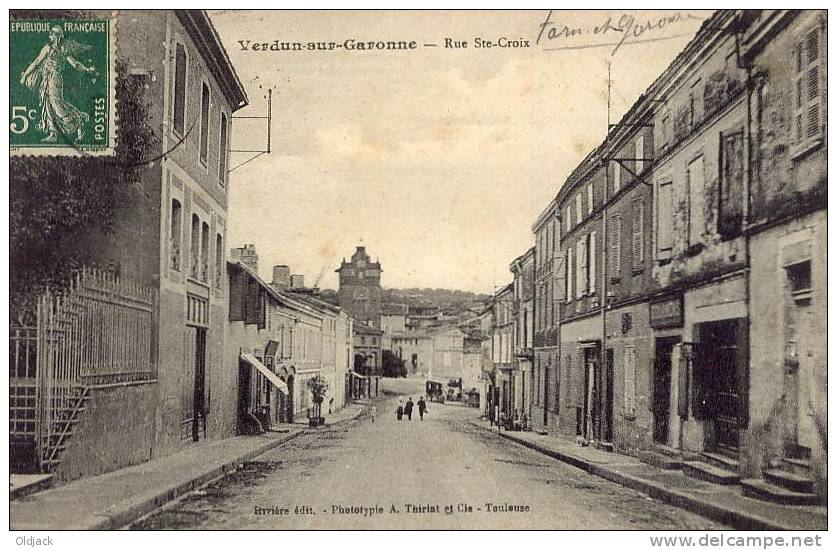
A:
[396,399,404,421]
[405,397,414,421]
[370,405,377,423]
[418,397,427,421]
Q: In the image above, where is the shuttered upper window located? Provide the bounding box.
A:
[173,43,187,136]
[609,215,622,280]
[632,198,645,272]
[199,83,210,165]
[793,27,823,150]
[657,181,674,257]
[576,239,586,299]
[588,231,597,295]
[219,113,229,186]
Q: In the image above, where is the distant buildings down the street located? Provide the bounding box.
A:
[485,9,826,507]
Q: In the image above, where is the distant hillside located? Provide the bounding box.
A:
[383,288,490,306]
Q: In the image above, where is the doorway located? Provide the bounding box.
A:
[581,344,599,441]
[694,319,746,457]
[192,327,206,441]
[653,336,680,444]
[602,349,614,443]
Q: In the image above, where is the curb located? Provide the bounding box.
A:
[91,430,306,530]
[108,409,365,529]
[10,476,55,501]
[469,420,805,531]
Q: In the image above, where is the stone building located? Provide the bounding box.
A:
[490,283,515,422]
[739,9,826,502]
[531,202,559,433]
[336,246,383,329]
[523,9,826,505]
[510,247,535,426]
[9,10,247,479]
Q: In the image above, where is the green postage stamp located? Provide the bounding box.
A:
[10,18,116,156]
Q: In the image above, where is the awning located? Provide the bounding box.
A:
[241,351,289,395]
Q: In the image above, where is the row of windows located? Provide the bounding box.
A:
[170,198,223,288]
[172,42,230,187]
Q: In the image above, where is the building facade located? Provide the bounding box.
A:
[336,246,383,329]
[510,248,535,426]
[9,10,248,479]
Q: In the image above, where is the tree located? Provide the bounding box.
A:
[381,350,407,378]
[11,13,161,322]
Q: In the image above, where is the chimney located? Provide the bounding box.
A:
[230,244,258,272]
[272,265,291,288]
[290,274,305,289]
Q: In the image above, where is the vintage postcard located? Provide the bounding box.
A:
[7,7,828,540]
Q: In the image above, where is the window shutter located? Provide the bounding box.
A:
[613,162,621,195]
[554,254,566,302]
[688,156,704,245]
[228,267,246,321]
[589,231,597,295]
[576,239,586,298]
[245,276,261,325]
[806,29,821,140]
[576,194,583,226]
[609,215,621,279]
[632,198,644,271]
[566,250,573,303]
[623,346,636,418]
[587,185,594,215]
[658,182,673,252]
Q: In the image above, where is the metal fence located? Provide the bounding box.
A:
[10,268,156,471]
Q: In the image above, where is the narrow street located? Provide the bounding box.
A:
[131,381,721,530]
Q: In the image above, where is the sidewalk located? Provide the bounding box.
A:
[11,403,364,530]
[470,418,827,531]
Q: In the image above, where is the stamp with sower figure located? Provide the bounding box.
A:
[10,18,116,156]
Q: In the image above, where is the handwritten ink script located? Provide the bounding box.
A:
[536,10,704,56]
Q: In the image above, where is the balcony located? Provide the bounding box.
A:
[514,346,534,359]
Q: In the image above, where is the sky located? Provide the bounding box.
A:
[211,10,710,293]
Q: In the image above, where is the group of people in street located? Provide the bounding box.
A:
[396,397,427,421]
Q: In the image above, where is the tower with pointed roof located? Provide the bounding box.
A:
[336,246,383,328]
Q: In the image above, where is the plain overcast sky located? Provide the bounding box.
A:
[211,10,709,293]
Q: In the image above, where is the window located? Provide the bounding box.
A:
[575,194,583,225]
[660,114,670,149]
[787,260,812,301]
[565,206,571,233]
[612,161,621,195]
[793,28,823,148]
[623,346,637,418]
[657,181,674,256]
[687,155,705,245]
[589,231,597,295]
[635,135,645,174]
[200,222,210,283]
[190,214,200,279]
[719,131,745,238]
[576,239,585,299]
[170,199,182,271]
[199,83,210,165]
[609,215,622,280]
[215,234,223,288]
[173,43,187,136]
[587,184,594,216]
[689,78,703,127]
[632,198,645,272]
[219,113,229,185]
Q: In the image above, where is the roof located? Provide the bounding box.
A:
[229,260,324,319]
[382,303,409,315]
[553,11,733,208]
[177,10,248,110]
